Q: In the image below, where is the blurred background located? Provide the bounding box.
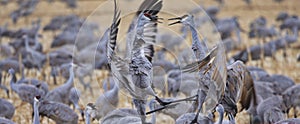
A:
[0,0,299,123]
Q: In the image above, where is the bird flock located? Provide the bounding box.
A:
[0,0,300,124]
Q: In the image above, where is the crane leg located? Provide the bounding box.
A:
[133,99,147,124]
[191,89,206,124]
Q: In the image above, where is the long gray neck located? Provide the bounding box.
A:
[65,67,74,88]
[33,101,40,124]
[188,21,206,60]
[217,110,224,124]
[85,112,91,124]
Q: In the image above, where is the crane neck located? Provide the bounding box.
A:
[33,101,40,124]
[85,112,91,124]
[66,67,74,86]
[217,110,224,124]
[188,23,206,60]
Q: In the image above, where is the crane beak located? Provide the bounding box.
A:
[168,17,182,26]
[150,15,164,23]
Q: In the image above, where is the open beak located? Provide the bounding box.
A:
[168,16,182,26]
[150,15,164,23]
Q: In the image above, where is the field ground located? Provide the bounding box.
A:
[0,0,299,123]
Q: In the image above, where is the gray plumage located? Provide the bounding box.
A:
[101,101,157,124]
[0,98,15,119]
[9,68,45,105]
[276,12,289,22]
[93,81,119,120]
[68,87,82,116]
[253,81,275,100]
[22,35,46,70]
[45,64,75,106]
[0,117,15,124]
[0,58,23,74]
[220,61,256,123]
[275,118,300,124]
[101,108,141,124]
[214,16,243,41]
[256,96,286,124]
[175,104,225,124]
[38,99,78,124]
[282,84,300,117]
[247,66,269,81]
[259,74,295,94]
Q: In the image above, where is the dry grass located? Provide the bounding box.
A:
[0,0,300,124]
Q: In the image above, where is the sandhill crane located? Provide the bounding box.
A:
[276,12,289,22]
[0,58,24,75]
[279,15,300,34]
[232,34,297,63]
[48,48,73,85]
[249,16,267,31]
[259,74,295,94]
[282,84,300,118]
[10,0,39,24]
[8,68,45,106]
[253,81,275,100]
[84,81,119,123]
[0,98,15,119]
[38,99,78,124]
[22,35,46,71]
[256,96,286,124]
[107,0,178,123]
[219,61,257,123]
[33,96,40,124]
[214,16,244,41]
[0,117,15,124]
[45,63,76,106]
[169,14,226,123]
[16,77,49,95]
[249,25,277,41]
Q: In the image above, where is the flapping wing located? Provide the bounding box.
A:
[143,21,157,62]
[181,46,218,73]
[136,0,162,16]
[107,0,121,62]
[239,63,257,111]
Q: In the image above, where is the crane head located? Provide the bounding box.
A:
[7,68,15,76]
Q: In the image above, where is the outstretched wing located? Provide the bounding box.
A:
[107,0,121,62]
[136,0,162,16]
[181,46,218,73]
[143,21,157,62]
[126,0,162,59]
